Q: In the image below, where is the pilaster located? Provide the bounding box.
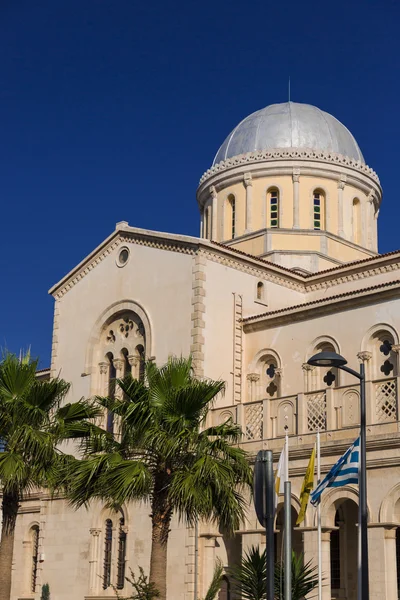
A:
[210,186,217,240]
[337,175,346,237]
[244,173,253,233]
[191,253,207,377]
[292,168,300,229]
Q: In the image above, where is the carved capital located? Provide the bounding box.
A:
[209,185,217,200]
[292,168,301,183]
[99,361,109,375]
[274,368,283,378]
[90,528,101,537]
[247,373,260,383]
[302,363,315,372]
[128,355,139,367]
[357,351,372,363]
[120,525,129,534]
[113,358,124,372]
[337,175,347,190]
[367,190,376,204]
[243,173,253,187]
[391,345,400,354]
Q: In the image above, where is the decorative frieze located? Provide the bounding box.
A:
[199,148,380,186]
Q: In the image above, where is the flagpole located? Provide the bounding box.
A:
[317,430,322,600]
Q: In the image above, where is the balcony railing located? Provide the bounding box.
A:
[211,377,399,443]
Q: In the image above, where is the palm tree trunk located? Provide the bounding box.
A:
[149,476,172,600]
[0,492,19,600]
[149,515,170,600]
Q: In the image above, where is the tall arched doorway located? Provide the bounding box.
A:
[330,499,358,600]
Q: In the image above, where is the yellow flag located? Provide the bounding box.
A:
[296,447,316,525]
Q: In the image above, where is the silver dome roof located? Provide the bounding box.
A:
[213,102,364,165]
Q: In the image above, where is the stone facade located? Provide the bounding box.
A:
[9,103,400,600]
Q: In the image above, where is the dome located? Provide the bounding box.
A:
[213,102,364,165]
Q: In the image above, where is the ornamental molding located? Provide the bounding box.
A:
[51,233,197,299]
[243,172,253,187]
[199,148,380,186]
[243,280,400,331]
[357,351,372,362]
[247,373,260,382]
[292,168,301,183]
[200,248,304,292]
[305,260,400,292]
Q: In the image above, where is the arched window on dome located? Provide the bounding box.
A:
[267,188,279,228]
[313,189,325,230]
[227,194,236,239]
[352,198,361,244]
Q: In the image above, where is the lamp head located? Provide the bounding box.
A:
[307,351,347,368]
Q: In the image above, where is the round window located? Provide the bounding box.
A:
[117,247,130,267]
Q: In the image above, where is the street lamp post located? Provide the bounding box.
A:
[307,351,368,600]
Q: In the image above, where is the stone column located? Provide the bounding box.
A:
[200,208,204,238]
[201,535,217,596]
[302,363,314,392]
[292,168,300,229]
[367,192,376,250]
[210,185,218,241]
[99,361,109,396]
[246,373,259,402]
[244,173,253,233]
[337,175,346,237]
[128,354,139,380]
[113,358,124,398]
[89,528,102,593]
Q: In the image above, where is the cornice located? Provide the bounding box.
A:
[243,279,400,330]
[198,147,380,189]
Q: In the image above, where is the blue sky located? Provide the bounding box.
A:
[1,0,399,367]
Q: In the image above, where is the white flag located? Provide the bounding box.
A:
[275,435,289,505]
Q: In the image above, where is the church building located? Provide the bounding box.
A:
[11,101,400,600]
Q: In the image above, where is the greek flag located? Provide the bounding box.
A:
[310,437,359,506]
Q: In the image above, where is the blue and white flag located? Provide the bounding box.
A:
[310,437,359,506]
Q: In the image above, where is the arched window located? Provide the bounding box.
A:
[311,341,339,389]
[103,519,113,589]
[31,525,39,593]
[256,281,264,301]
[370,331,398,380]
[117,516,127,589]
[262,355,280,399]
[352,198,361,244]
[267,188,279,228]
[227,194,236,239]
[313,189,325,230]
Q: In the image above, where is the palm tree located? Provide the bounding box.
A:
[0,351,101,600]
[67,356,252,600]
[230,545,319,600]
